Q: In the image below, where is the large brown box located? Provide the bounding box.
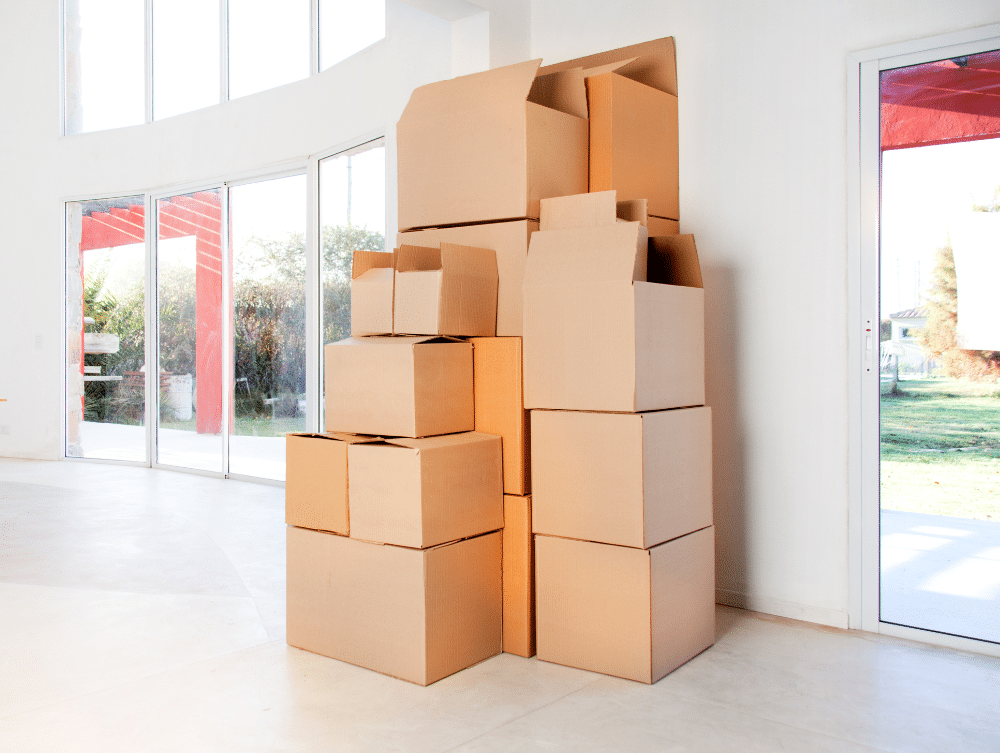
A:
[287,526,502,686]
[523,192,705,412]
[396,59,588,231]
[324,336,473,438]
[284,432,381,535]
[502,494,534,658]
[531,407,712,549]
[535,527,715,684]
[399,220,537,337]
[348,432,503,549]
[470,336,529,495]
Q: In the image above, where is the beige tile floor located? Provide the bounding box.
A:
[1,457,999,752]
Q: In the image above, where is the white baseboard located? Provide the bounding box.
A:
[716,588,850,630]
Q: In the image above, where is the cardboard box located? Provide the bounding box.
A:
[350,250,395,337]
[285,432,381,534]
[531,407,712,549]
[399,220,537,337]
[470,337,529,495]
[502,494,534,657]
[324,336,473,438]
[348,432,503,549]
[535,526,715,684]
[523,192,705,412]
[394,243,498,337]
[287,526,501,686]
[397,59,589,231]
[617,199,679,236]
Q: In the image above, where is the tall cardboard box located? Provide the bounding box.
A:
[285,432,381,535]
[324,336,473,438]
[393,243,498,337]
[523,192,705,412]
[348,432,503,549]
[470,336,529,495]
[535,526,715,684]
[397,59,588,231]
[400,220,537,337]
[350,250,395,337]
[502,494,534,658]
[287,526,502,686]
[531,407,712,549]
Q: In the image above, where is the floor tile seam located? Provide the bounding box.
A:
[0,578,260,603]
[435,675,606,753]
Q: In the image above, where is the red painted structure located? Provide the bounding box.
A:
[79,191,225,434]
[881,49,1000,150]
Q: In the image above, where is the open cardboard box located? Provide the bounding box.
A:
[400,221,538,337]
[397,59,588,231]
[534,526,715,684]
[324,336,473,438]
[394,243,498,337]
[348,432,503,549]
[531,407,712,549]
[287,526,501,686]
[350,250,395,337]
[285,432,382,535]
[523,191,705,413]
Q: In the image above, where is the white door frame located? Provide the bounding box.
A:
[848,22,1000,656]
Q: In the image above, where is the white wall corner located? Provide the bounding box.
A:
[716,588,851,630]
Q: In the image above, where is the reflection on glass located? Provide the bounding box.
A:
[152,0,220,120]
[228,0,309,99]
[66,197,147,461]
[156,189,224,472]
[229,175,307,481]
[319,140,385,429]
[64,0,145,133]
[319,0,386,71]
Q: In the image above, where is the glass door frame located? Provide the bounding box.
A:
[849,22,1000,657]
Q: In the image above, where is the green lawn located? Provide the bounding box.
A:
[160,415,306,437]
[881,378,1000,521]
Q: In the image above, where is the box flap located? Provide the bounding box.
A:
[287,431,382,444]
[336,335,460,347]
[582,57,638,79]
[526,222,648,285]
[527,67,588,119]
[400,59,543,122]
[352,250,394,279]
[616,199,649,225]
[539,37,677,96]
[440,243,498,277]
[385,431,497,452]
[649,235,703,289]
[539,191,618,232]
[396,245,443,272]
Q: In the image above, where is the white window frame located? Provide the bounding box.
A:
[848,22,1000,657]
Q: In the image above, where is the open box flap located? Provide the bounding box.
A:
[384,432,496,452]
[401,59,543,121]
[396,245,443,272]
[649,235,703,289]
[352,249,394,279]
[525,222,648,285]
[582,57,638,80]
[287,431,383,444]
[540,191,618,232]
[440,243,499,278]
[539,37,677,96]
[528,67,588,119]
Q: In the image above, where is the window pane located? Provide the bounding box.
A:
[228,0,309,99]
[156,189,224,472]
[152,0,220,120]
[320,0,386,71]
[319,140,385,429]
[64,0,145,133]
[66,197,147,461]
[229,175,307,481]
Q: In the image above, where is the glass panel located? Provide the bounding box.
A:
[318,140,385,429]
[229,175,307,481]
[64,0,145,134]
[156,189,224,472]
[878,52,1000,644]
[66,197,147,461]
[319,0,386,71]
[152,0,220,120]
[228,0,309,100]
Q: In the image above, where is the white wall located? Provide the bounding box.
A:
[531,0,999,627]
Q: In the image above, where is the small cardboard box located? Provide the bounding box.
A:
[399,220,537,337]
[502,494,534,658]
[470,337,529,495]
[348,432,503,549]
[287,526,501,686]
[535,526,715,684]
[394,243,498,337]
[285,432,382,534]
[531,407,712,549]
[324,336,473,438]
[350,250,395,337]
[523,192,704,412]
[397,59,589,231]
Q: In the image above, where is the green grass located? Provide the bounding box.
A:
[160,415,306,437]
[881,377,1000,521]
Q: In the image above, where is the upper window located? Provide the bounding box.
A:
[63,0,386,134]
